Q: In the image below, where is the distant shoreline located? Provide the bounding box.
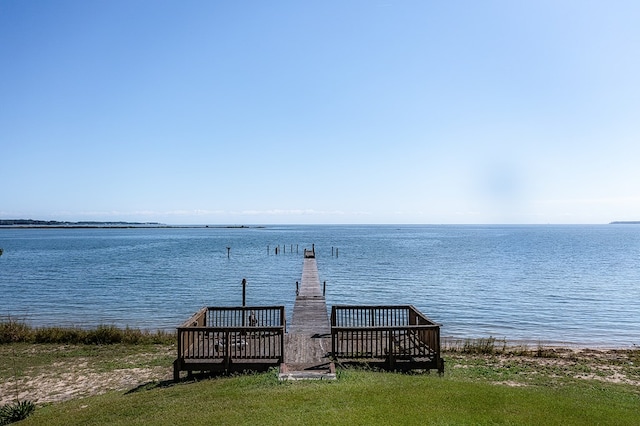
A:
[0,219,261,229]
[609,221,640,225]
[0,225,260,229]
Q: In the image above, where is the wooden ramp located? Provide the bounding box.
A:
[280,250,336,380]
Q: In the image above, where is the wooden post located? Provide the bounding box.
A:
[388,331,395,370]
[267,245,270,255]
[336,248,339,257]
[332,247,334,256]
[173,359,180,382]
[296,281,299,296]
[242,278,247,307]
[226,247,231,258]
[323,281,326,296]
[280,323,285,363]
[224,330,231,370]
[296,244,298,254]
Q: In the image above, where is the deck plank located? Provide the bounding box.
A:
[289,256,330,335]
[282,254,334,378]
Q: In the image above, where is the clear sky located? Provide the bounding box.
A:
[1,1,639,225]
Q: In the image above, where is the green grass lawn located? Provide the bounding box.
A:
[2,328,638,426]
[17,366,640,426]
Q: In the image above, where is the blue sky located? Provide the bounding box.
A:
[2,1,639,224]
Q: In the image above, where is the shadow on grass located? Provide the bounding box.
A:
[125,368,279,395]
[124,379,176,395]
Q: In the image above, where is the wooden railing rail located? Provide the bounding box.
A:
[175,306,286,380]
[178,307,208,354]
[179,307,208,328]
[331,326,440,358]
[177,326,284,360]
[204,306,285,328]
[331,305,440,328]
[330,305,443,373]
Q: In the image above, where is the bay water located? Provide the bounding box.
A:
[1,225,638,347]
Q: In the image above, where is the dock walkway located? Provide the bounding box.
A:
[280,249,335,380]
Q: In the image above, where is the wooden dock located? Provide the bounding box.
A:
[280,248,336,380]
[174,246,443,380]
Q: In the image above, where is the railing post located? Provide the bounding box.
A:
[173,359,180,382]
[224,330,231,370]
[280,327,285,363]
[387,330,395,370]
[331,328,336,359]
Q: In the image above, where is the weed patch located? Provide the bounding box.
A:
[0,320,174,346]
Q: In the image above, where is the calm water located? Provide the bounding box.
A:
[1,225,639,347]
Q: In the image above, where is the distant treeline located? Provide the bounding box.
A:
[610,221,640,225]
[0,219,259,229]
[0,219,162,226]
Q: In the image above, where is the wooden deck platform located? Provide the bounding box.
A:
[331,305,444,373]
[173,306,285,380]
[280,248,336,380]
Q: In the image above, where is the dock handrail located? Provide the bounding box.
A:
[330,305,443,373]
[174,306,286,380]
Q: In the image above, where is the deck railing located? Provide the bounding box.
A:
[174,306,285,380]
[331,305,444,373]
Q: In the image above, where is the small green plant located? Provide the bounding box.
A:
[0,400,36,425]
[534,343,561,358]
[462,337,498,354]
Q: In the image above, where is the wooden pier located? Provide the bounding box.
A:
[174,246,443,380]
[280,246,336,380]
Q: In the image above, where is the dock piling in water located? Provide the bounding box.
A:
[242,278,246,307]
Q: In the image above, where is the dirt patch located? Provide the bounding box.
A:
[1,363,173,405]
[0,346,175,405]
[445,347,640,388]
